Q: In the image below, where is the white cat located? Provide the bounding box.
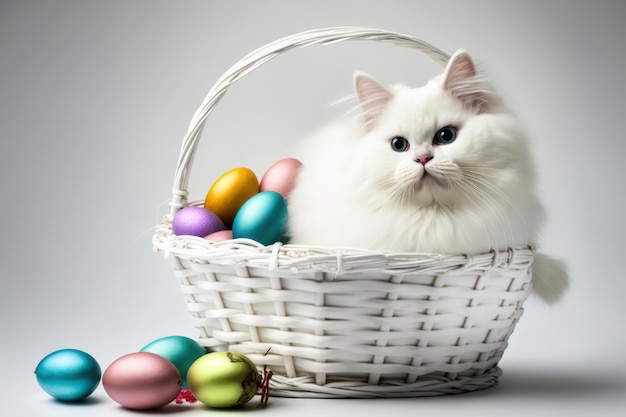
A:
[287,50,569,303]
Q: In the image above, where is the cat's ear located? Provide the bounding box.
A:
[354,71,393,129]
[442,50,492,113]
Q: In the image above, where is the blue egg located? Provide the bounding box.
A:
[232,191,288,245]
[140,336,206,388]
[35,349,101,402]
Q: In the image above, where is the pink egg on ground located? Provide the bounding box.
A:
[172,206,225,237]
[103,352,182,410]
[259,157,302,198]
[204,229,233,241]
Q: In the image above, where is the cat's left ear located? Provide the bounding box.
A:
[442,50,492,113]
[354,71,393,130]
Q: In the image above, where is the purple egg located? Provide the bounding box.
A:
[172,206,225,237]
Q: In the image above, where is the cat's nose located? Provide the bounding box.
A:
[415,154,434,165]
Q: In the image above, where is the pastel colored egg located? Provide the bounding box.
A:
[35,349,101,402]
[140,336,206,388]
[103,352,182,410]
[204,229,233,241]
[172,206,225,237]
[187,352,260,409]
[259,157,303,198]
[232,191,287,246]
[204,167,259,227]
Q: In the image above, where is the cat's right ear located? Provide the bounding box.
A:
[442,50,492,113]
[354,71,393,130]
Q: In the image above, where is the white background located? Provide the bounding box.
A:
[1,1,625,416]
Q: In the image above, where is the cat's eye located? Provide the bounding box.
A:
[433,126,457,145]
[390,136,410,152]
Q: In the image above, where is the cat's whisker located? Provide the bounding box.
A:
[462,181,514,247]
[453,174,523,249]
[363,169,412,207]
[448,177,506,249]
[461,170,530,244]
[329,93,357,108]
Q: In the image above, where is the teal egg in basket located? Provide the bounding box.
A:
[232,191,288,245]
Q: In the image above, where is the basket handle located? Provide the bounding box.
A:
[168,26,450,218]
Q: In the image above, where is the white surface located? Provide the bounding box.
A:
[2,1,626,416]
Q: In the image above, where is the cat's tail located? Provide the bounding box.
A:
[530,252,570,303]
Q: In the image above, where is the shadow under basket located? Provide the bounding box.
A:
[152,27,535,398]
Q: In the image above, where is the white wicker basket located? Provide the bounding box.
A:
[153,27,534,398]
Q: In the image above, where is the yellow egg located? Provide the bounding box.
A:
[204,167,259,227]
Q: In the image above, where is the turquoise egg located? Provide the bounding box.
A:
[140,336,206,388]
[232,191,288,245]
[35,349,101,401]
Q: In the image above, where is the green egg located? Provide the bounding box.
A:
[187,351,260,408]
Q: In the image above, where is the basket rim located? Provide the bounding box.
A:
[153,217,535,274]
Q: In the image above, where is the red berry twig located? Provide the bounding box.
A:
[175,388,197,404]
[260,364,273,406]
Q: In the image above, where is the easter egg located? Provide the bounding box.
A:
[204,167,259,227]
[187,352,260,408]
[172,206,225,237]
[204,229,233,241]
[232,191,287,245]
[259,157,302,198]
[35,349,101,402]
[103,352,182,410]
[140,336,206,388]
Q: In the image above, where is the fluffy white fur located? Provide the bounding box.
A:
[287,50,569,303]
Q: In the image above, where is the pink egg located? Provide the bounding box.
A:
[204,229,233,241]
[172,206,225,237]
[259,158,302,198]
[103,352,182,410]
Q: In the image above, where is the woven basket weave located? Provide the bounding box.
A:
[153,27,534,398]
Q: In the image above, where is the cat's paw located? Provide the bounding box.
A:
[531,253,570,303]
